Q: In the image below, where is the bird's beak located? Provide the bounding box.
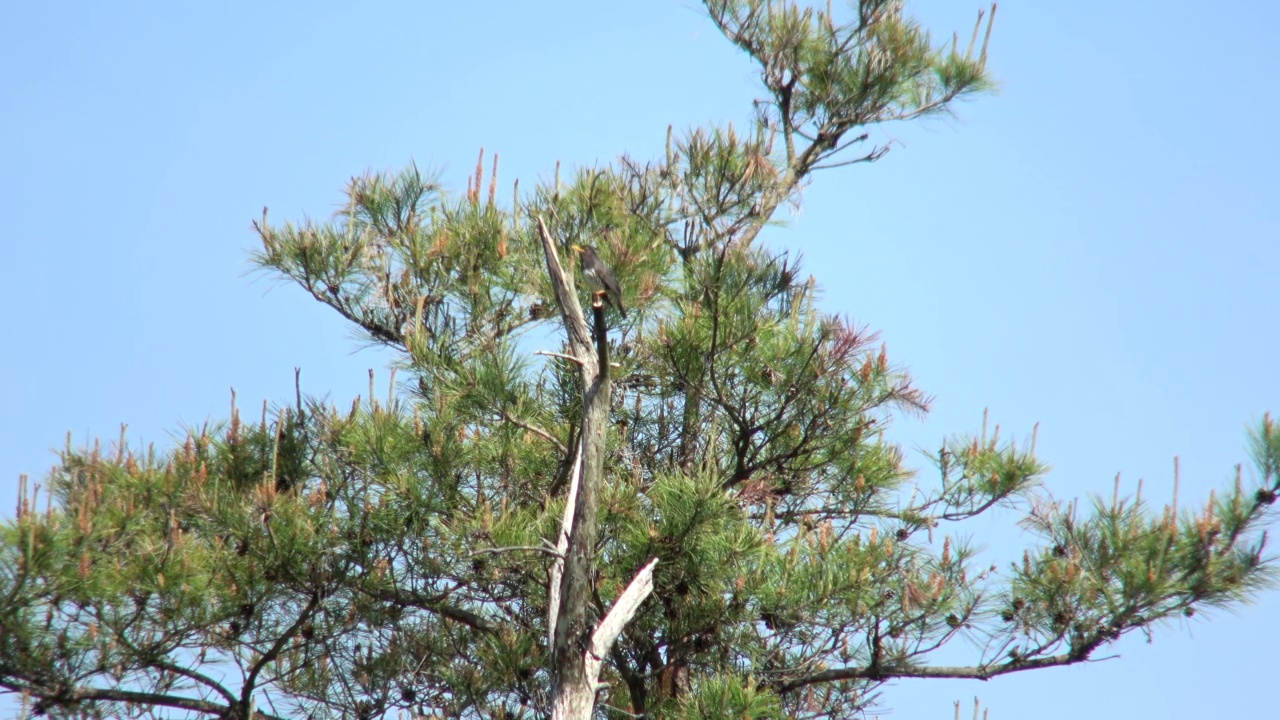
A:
[570,244,584,255]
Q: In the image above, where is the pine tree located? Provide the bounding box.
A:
[3,2,1278,719]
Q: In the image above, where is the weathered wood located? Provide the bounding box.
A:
[536,215,657,720]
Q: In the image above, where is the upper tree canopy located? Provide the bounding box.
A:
[3,2,1278,719]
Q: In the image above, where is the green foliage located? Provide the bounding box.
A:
[3,2,1276,720]
[672,674,782,719]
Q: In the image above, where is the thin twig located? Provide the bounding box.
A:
[534,349,585,365]
[501,411,568,455]
[470,545,565,560]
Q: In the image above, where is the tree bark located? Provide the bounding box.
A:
[536,217,657,720]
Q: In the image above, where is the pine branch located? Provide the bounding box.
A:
[776,648,1104,692]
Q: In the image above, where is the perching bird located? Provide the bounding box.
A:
[573,244,626,318]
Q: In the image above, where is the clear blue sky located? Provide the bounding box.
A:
[1,2,1276,718]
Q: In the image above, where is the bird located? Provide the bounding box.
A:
[572,244,626,318]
